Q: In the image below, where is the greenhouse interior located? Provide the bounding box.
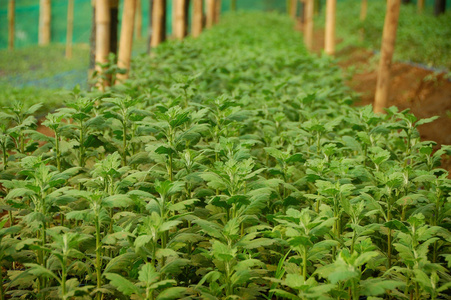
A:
[0,0,451,299]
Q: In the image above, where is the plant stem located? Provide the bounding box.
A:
[2,144,7,170]
[55,132,61,172]
[79,121,85,167]
[95,217,102,300]
[122,121,127,166]
[302,247,308,281]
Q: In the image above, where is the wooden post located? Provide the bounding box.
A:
[39,0,51,45]
[109,0,119,55]
[8,0,15,51]
[417,0,424,12]
[434,0,446,16]
[95,0,111,89]
[192,0,203,37]
[214,0,221,24]
[290,0,297,19]
[89,1,96,71]
[206,0,215,28]
[231,0,237,11]
[117,0,136,82]
[135,0,142,38]
[150,0,166,48]
[173,0,186,40]
[360,0,368,20]
[66,0,74,58]
[304,0,314,51]
[374,0,401,113]
[324,0,336,55]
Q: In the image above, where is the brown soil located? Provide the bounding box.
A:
[308,28,451,170]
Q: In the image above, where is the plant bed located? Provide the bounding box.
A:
[0,12,450,300]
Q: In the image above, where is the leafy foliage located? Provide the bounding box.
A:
[0,11,450,300]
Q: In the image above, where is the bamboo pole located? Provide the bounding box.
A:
[150,0,165,48]
[117,0,136,82]
[206,0,215,28]
[8,0,15,51]
[290,0,297,19]
[39,0,51,45]
[192,0,203,38]
[417,0,424,12]
[231,0,237,11]
[304,0,314,51]
[324,0,336,55]
[214,0,221,24]
[173,0,186,40]
[66,0,74,58]
[374,0,401,113]
[95,0,111,89]
[135,0,142,38]
[360,0,368,20]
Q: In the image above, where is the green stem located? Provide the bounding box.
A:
[95,217,102,300]
[2,144,7,170]
[55,132,61,172]
[20,132,24,153]
[79,121,85,167]
[387,196,392,269]
[61,259,67,299]
[122,121,127,166]
[302,247,308,281]
[169,153,173,182]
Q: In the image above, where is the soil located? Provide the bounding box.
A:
[309,28,451,171]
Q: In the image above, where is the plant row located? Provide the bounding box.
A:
[0,12,450,300]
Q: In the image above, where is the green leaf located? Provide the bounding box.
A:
[361,279,403,296]
[104,273,141,297]
[104,195,134,208]
[156,287,188,300]
[138,263,159,285]
[24,264,60,282]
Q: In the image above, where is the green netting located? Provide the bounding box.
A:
[0,0,449,50]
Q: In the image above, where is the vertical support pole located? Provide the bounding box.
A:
[135,0,143,38]
[117,0,137,82]
[8,0,15,51]
[374,0,401,113]
[192,0,203,37]
[324,0,336,55]
[434,0,446,16]
[206,0,215,28]
[417,0,424,12]
[39,0,51,45]
[173,0,186,40]
[214,0,221,24]
[360,0,368,20]
[89,0,96,72]
[304,0,314,51]
[109,0,119,55]
[66,0,74,58]
[290,0,297,19]
[95,0,111,89]
[231,0,237,11]
[150,0,165,48]
[360,0,368,39]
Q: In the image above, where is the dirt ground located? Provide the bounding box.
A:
[306,27,451,170]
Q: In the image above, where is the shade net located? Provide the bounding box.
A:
[0,0,448,49]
